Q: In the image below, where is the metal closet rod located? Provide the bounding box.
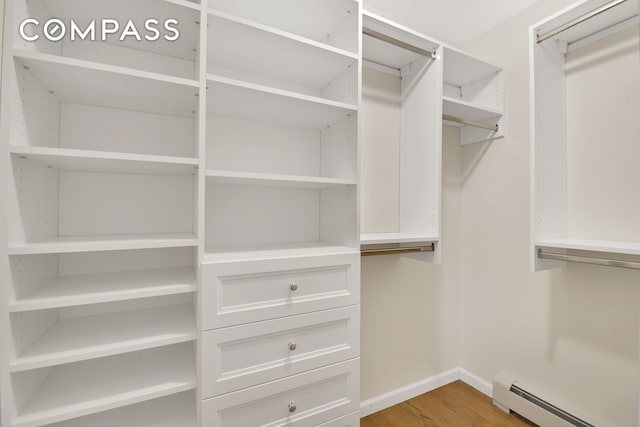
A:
[536,0,629,43]
[442,114,499,132]
[363,27,437,59]
[361,243,435,256]
[538,249,640,270]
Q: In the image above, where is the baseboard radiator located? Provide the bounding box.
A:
[493,375,596,427]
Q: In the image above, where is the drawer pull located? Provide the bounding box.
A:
[288,342,297,351]
[288,402,297,413]
[289,283,298,291]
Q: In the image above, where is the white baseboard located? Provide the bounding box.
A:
[460,368,493,397]
[360,367,492,418]
[359,368,460,418]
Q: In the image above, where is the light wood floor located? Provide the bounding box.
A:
[361,381,537,426]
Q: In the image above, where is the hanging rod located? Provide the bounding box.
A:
[443,114,499,132]
[536,0,628,43]
[361,243,435,256]
[538,249,640,270]
[363,27,437,59]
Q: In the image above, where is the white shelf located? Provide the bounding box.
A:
[10,146,198,176]
[206,170,355,189]
[536,238,640,256]
[14,51,199,118]
[204,241,359,263]
[8,233,198,255]
[42,0,200,61]
[13,343,195,427]
[206,74,357,130]
[443,46,502,87]
[443,96,503,122]
[10,267,196,313]
[11,304,195,372]
[360,232,439,245]
[49,391,196,427]
[208,10,357,91]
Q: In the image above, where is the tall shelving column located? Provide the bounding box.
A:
[200,0,362,425]
[0,0,205,425]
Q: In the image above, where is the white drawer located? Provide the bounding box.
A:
[202,358,359,427]
[201,253,360,329]
[202,306,360,397]
[316,411,360,426]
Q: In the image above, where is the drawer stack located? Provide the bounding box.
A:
[200,252,361,425]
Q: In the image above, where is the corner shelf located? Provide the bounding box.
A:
[12,343,196,427]
[9,146,198,176]
[206,74,357,130]
[14,51,199,118]
[48,391,196,427]
[206,170,355,189]
[10,304,195,372]
[9,267,196,313]
[8,233,198,255]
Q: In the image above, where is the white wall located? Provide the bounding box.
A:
[459,1,640,426]
[360,67,462,400]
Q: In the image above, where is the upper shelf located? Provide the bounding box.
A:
[10,146,198,176]
[13,343,195,427]
[208,0,358,52]
[443,46,502,88]
[14,51,199,118]
[37,0,200,62]
[362,10,440,70]
[207,10,357,95]
[206,74,357,130]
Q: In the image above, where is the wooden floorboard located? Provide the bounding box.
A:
[361,381,538,426]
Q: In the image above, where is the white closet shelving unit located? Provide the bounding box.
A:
[442,47,504,145]
[530,0,640,271]
[200,0,361,425]
[1,0,202,425]
[360,11,443,262]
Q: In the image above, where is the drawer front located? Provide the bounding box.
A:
[316,411,360,426]
[202,306,360,397]
[202,253,360,329]
[202,358,359,427]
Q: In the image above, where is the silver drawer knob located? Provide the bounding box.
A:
[288,402,297,413]
[288,342,297,351]
[289,283,298,291]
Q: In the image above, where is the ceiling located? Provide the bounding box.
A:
[362,0,541,45]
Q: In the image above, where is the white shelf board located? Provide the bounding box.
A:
[208,10,357,91]
[443,46,501,87]
[536,238,640,256]
[13,343,195,427]
[208,0,358,49]
[443,96,503,122]
[14,51,199,118]
[10,267,196,313]
[204,241,359,263]
[360,232,439,245]
[362,10,440,70]
[10,146,198,176]
[206,74,357,130]
[8,233,198,255]
[49,391,196,427]
[11,304,195,372]
[206,170,355,189]
[43,0,200,61]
